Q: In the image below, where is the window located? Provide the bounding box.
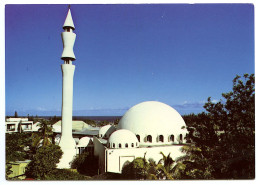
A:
[132,143,134,147]
[136,135,140,142]
[100,134,102,138]
[169,135,174,142]
[125,143,128,148]
[66,28,70,32]
[158,135,164,142]
[113,143,115,148]
[147,135,152,143]
[119,144,122,148]
[179,134,183,143]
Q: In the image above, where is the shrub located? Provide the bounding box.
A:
[25,144,63,179]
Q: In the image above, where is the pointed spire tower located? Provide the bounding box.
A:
[57,7,77,169]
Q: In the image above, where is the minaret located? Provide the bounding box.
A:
[57,8,77,169]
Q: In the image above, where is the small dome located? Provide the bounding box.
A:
[118,101,188,146]
[107,129,139,149]
[98,125,116,139]
[78,137,92,147]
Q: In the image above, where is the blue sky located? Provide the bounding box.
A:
[5,4,254,116]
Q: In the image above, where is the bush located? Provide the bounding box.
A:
[25,144,63,179]
[43,169,91,180]
[70,152,99,176]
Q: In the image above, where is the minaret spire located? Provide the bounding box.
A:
[63,7,75,30]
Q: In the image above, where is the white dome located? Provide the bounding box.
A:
[78,137,92,147]
[98,125,116,139]
[118,101,188,146]
[107,129,139,149]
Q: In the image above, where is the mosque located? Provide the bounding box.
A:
[57,8,189,173]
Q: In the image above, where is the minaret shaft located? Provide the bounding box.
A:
[61,64,75,138]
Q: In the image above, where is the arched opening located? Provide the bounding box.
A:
[169,135,174,142]
[158,135,164,142]
[113,143,115,148]
[147,135,152,143]
[136,135,140,142]
[125,143,128,148]
[132,143,134,147]
[119,143,122,148]
[100,134,102,138]
[179,134,183,143]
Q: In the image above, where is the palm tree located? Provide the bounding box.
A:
[172,144,213,179]
[32,120,53,149]
[156,152,175,179]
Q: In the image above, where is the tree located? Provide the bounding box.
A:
[25,144,63,179]
[156,152,175,179]
[203,73,255,179]
[175,74,255,179]
[6,133,32,162]
[6,133,32,179]
[14,111,18,118]
[121,153,150,180]
[32,119,53,149]
[70,152,99,176]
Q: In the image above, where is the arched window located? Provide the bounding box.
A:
[119,143,122,148]
[113,143,115,148]
[147,135,152,143]
[158,135,164,142]
[132,143,134,147]
[169,135,174,142]
[179,134,183,143]
[136,135,140,142]
[100,134,102,138]
[125,143,128,148]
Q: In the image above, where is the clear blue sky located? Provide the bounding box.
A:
[5,4,254,116]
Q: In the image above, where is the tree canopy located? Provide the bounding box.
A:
[178,74,255,179]
[25,144,63,179]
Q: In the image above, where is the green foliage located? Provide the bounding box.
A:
[32,120,54,150]
[91,172,121,180]
[121,156,149,180]
[43,169,91,180]
[6,133,32,162]
[25,144,63,179]
[176,74,255,179]
[121,152,176,180]
[70,152,99,176]
[84,119,96,127]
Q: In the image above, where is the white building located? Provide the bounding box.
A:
[93,101,189,174]
[5,118,40,133]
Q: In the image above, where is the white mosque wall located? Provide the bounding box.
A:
[97,142,185,174]
[93,137,107,173]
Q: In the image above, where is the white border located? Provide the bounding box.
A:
[1,0,258,184]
